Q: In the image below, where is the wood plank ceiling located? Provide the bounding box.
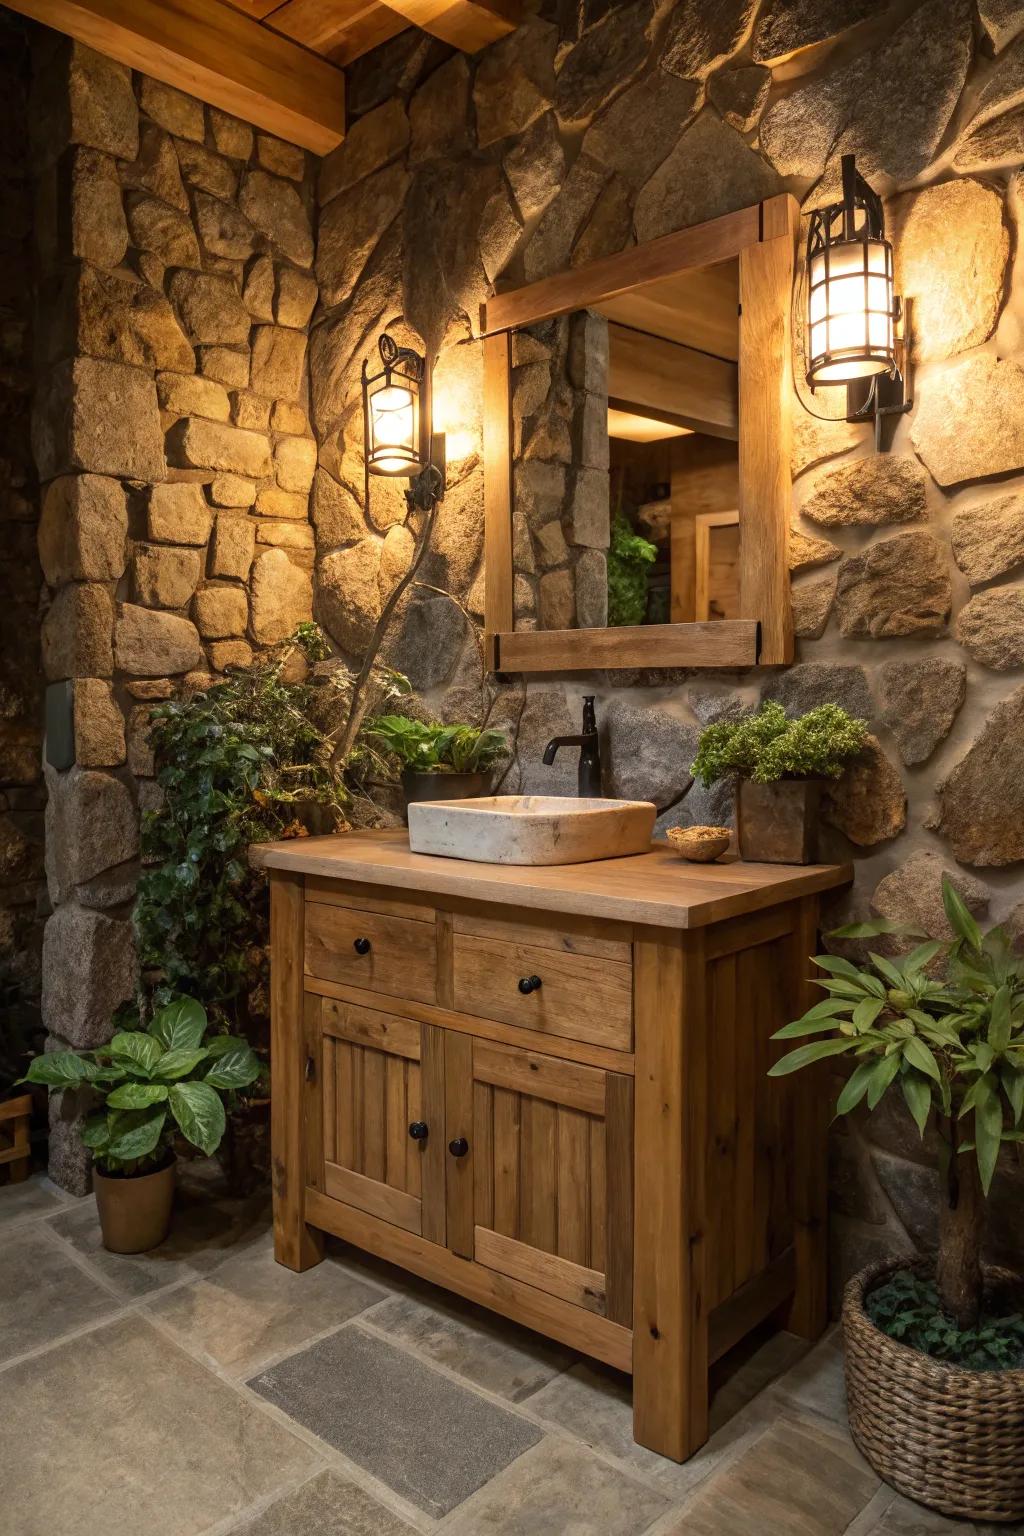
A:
[220,0,517,67]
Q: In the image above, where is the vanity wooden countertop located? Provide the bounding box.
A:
[254,830,851,929]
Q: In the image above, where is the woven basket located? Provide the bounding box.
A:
[843,1258,1024,1524]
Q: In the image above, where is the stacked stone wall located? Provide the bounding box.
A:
[29,36,317,1189]
[314,0,1024,1289]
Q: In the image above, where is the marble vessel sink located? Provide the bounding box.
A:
[406,795,657,866]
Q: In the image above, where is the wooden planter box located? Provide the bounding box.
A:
[0,1093,32,1184]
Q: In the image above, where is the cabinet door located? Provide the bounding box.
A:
[452,1038,634,1325]
[320,998,446,1244]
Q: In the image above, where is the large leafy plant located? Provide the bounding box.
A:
[607,511,657,627]
[691,700,868,786]
[20,999,260,1175]
[359,716,507,776]
[770,877,1024,1341]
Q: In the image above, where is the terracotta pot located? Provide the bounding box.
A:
[93,1156,176,1254]
[401,770,489,813]
[737,778,822,864]
[844,1258,1024,1524]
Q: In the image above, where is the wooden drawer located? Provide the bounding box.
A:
[452,917,633,1052]
[305,900,437,1005]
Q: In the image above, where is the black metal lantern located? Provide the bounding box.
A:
[362,333,426,478]
[805,154,910,446]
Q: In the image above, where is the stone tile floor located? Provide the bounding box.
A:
[0,1167,1010,1536]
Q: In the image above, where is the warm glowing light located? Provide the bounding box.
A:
[807,237,894,385]
[607,407,692,443]
[369,383,417,474]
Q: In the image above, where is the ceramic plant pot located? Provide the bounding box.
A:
[737,778,822,864]
[93,1156,176,1254]
[401,769,489,813]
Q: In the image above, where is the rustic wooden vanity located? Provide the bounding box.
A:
[258,831,850,1462]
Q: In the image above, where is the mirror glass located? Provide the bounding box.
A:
[510,259,741,633]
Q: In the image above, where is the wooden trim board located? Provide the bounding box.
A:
[492,620,759,673]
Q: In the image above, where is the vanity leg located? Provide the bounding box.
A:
[632,928,709,1462]
[786,896,828,1338]
[270,870,325,1272]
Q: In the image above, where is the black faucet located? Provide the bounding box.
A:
[543,696,603,796]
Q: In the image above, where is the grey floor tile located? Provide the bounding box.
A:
[249,1323,542,1518]
[708,1327,810,1432]
[232,1469,420,1535]
[0,1225,118,1364]
[666,1414,879,1536]
[48,1174,270,1299]
[0,1314,318,1536]
[861,1490,977,1536]
[367,1289,574,1402]
[0,1173,70,1228]
[773,1327,848,1426]
[441,1435,671,1536]
[149,1246,383,1377]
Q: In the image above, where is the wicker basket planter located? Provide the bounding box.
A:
[843,1258,1024,1524]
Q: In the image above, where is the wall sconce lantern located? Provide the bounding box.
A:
[362,333,445,511]
[805,153,911,449]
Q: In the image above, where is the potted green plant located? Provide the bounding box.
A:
[19,997,261,1253]
[690,700,867,863]
[359,716,508,810]
[770,879,1024,1523]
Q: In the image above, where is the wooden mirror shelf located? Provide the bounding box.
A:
[482,196,800,674]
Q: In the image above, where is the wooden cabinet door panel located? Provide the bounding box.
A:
[466,1038,633,1324]
[320,998,445,1244]
[452,933,632,1052]
[305,900,437,1004]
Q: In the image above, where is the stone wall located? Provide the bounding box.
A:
[316,0,1024,1289]
[0,13,45,1088]
[29,34,317,1190]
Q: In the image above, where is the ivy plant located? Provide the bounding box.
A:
[691,700,868,786]
[607,512,657,627]
[19,998,260,1175]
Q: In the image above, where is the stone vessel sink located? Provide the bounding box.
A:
[406,795,657,866]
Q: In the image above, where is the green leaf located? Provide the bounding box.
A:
[971,1078,1004,1194]
[852,997,884,1031]
[768,1037,859,1076]
[204,1047,261,1091]
[988,985,1012,1054]
[903,1036,941,1083]
[772,1014,849,1039]
[20,1051,95,1088]
[866,1051,902,1110]
[1001,1063,1024,1126]
[835,1059,878,1115]
[204,1034,251,1059]
[108,1032,162,1074]
[814,954,865,979]
[169,1081,226,1156]
[868,952,908,990]
[149,997,207,1051]
[903,941,944,976]
[106,1108,166,1161]
[901,1073,932,1137]
[942,877,983,953]
[80,1115,111,1152]
[105,1083,169,1110]
[829,919,927,940]
[154,1047,210,1081]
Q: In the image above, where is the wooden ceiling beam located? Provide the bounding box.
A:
[5,0,346,153]
[384,0,518,51]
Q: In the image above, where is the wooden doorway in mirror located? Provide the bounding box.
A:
[481,195,799,674]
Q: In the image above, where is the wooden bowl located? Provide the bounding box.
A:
[666,825,731,863]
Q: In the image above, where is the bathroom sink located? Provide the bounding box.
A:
[406,795,656,866]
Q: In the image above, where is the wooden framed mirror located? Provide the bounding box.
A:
[482,195,799,673]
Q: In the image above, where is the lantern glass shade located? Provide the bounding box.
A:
[363,338,425,477]
[807,233,895,386]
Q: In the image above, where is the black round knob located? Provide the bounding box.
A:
[408,1121,429,1141]
[518,974,542,995]
[353,937,372,955]
[448,1137,469,1158]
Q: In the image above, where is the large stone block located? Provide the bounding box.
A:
[119,122,187,211]
[132,544,203,609]
[791,407,865,479]
[954,105,1024,174]
[127,196,201,268]
[239,169,314,268]
[257,134,306,181]
[254,486,306,519]
[157,371,230,423]
[575,550,607,629]
[41,903,136,1049]
[753,0,878,66]
[662,0,757,79]
[823,736,906,848]
[174,138,238,201]
[275,435,317,493]
[37,41,138,163]
[792,573,835,639]
[409,54,470,165]
[115,604,203,676]
[311,469,366,549]
[73,679,125,768]
[834,531,951,639]
[193,585,248,639]
[45,765,139,899]
[41,584,114,681]
[169,417,273,478]
[74,264,194,373]
[634,111,781,245]
[210,514,255,580]
[877,658,966,766]
[318,539,382,654]
[708,64,772,132]
[762,661,872,719]
[556,0,654,125]
[890,178,1008,364]
[210,108,253,162]
[139,77,205,142]
[583,71,700,192]
[955,587,1024,670]
[34,357,166,482]
[522,155,606,283]
[316,162,409,309]
[250,326,307,400]
[38,474,128,585]
[952,494,1024,587]
[931,683,1024,866]
[194,190,258,262]
[276,267,318,329]
[147,482,213,546]
[504,112,566,224]
[232,391,272,432]
[872,851,989,943]
[249,547,312,643]
[789,526,841,575]
[69,147,128,268]
[319,99,410,204]
[474,18,557,149]
[800,455,927,528]
[382,592,467,690]
[168,269,251,346]
[604,698,696,810]
[912,353,1024,487]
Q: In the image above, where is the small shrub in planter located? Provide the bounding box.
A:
[690,701,867,863]
[771,878,1024,1522]
[358,716,508,808]
[20,998,260,1253]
